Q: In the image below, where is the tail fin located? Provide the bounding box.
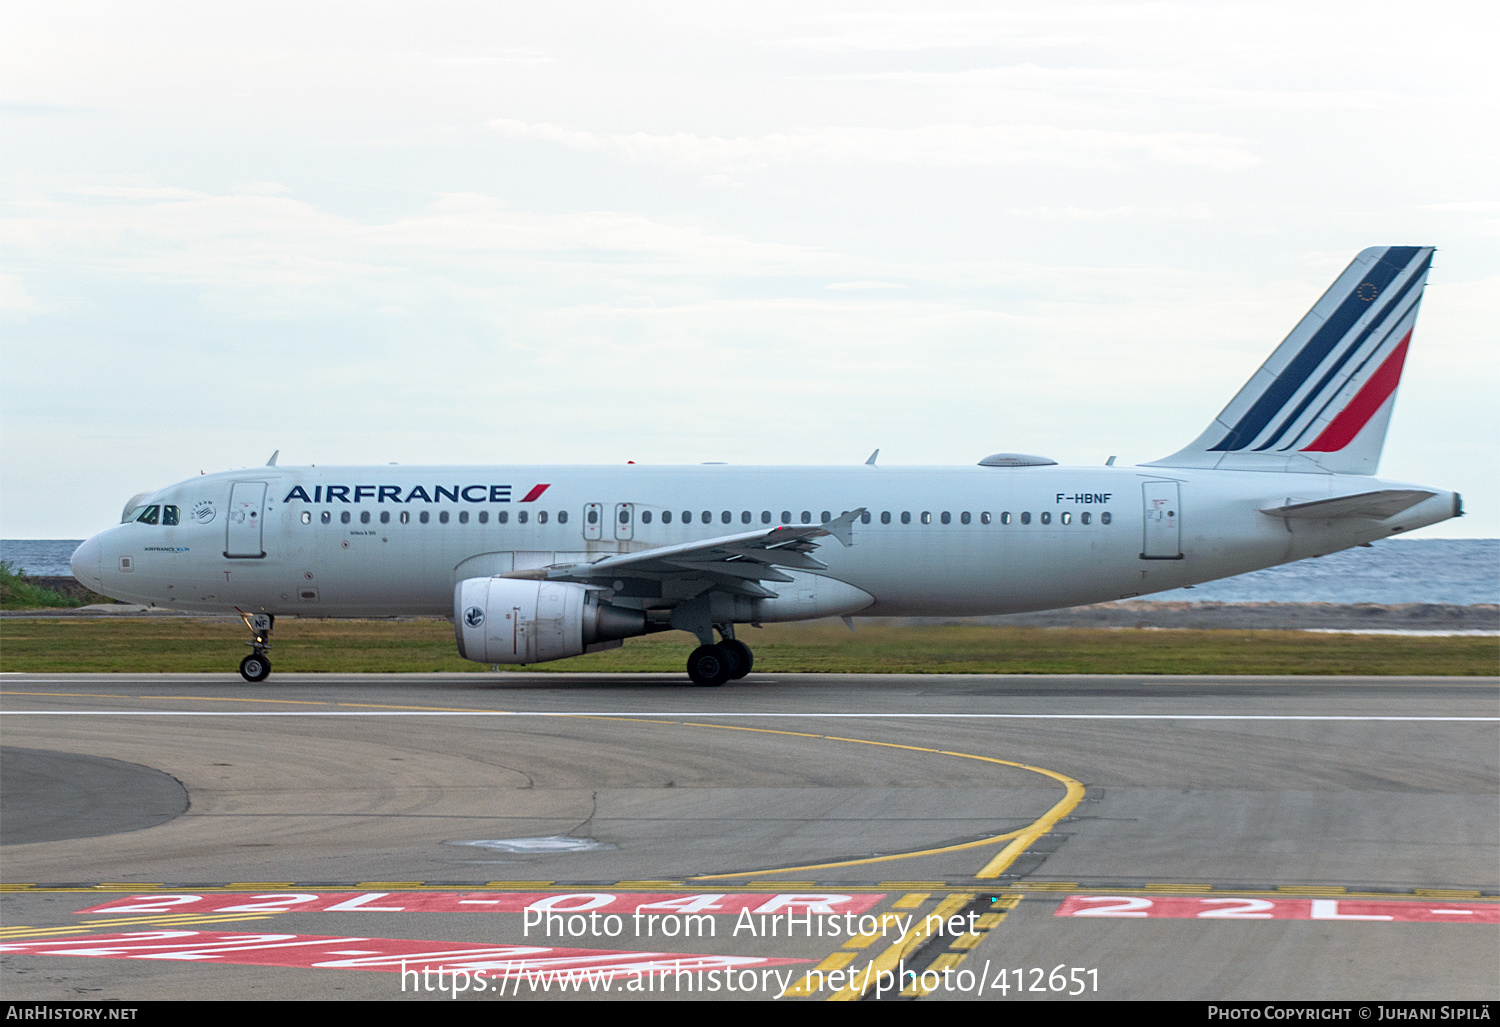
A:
[1148,246,1433,475]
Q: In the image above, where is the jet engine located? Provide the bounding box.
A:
[454,578,653,664]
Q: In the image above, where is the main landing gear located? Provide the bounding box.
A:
[686,626,753,687]
[238,612,273,682]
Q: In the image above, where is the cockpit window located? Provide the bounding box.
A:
[135,505,160,525]
[162,505,180,526]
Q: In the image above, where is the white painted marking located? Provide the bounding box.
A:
[449,836,610,853]
[322,894,404,912]
[3,711,1495,722]
[1310,900,1392,921]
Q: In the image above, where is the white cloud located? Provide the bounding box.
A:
[1005,202,1214,221]
[488,119,1259,172]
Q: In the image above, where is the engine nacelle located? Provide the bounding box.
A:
[454,577,649,665]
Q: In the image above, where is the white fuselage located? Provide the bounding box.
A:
[71,463,1459,619]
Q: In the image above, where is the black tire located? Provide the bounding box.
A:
[239,654,271,682]
[719,639,752,679]
[686,644,730,687]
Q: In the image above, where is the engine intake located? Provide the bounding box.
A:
[454,578,651,664]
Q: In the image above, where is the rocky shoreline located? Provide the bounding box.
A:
[913,600,1499,632]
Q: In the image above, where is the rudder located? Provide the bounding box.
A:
[1148,246,1433,475]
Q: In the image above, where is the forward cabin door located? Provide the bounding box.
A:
[226,481,268,558]
[1141,481,1182,559]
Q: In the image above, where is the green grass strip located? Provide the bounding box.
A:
[1,618,1494,675]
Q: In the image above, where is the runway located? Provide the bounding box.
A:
[1,672,1496,1001]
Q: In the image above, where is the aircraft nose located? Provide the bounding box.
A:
[70,535,102,586]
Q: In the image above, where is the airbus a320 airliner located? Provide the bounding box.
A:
[71,247,1461,684]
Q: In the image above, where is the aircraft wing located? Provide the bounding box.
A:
[1258,489,1436,520]
[506,508,866,598]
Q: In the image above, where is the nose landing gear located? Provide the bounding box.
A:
[238,612,273,682]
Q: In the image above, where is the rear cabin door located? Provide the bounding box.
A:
[226,481,268,558]
[1141,481,1182,559]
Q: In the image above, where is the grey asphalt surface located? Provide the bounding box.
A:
[1,671,1495,1001]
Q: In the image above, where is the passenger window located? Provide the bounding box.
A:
[1000,512,1011,524]
[380,511,391,524]
[1041,512,1052,525]
[136,505,160,525]
[518,511,528,524]
[1081,512,1091,525]
[801,511,811,524]
[761,511,771,524]
[497,510,508,524]
[301,511,312,524]
[439,511,449,524]
[322,511,332,524]
[860,511,871,524]
[641,510,652,524]
[1101,511,1112,525]
[539,511,548,524]
[361,511,371,524]
[1061,511,1071,525]
[781,511,792,524]
[980,512,991,525]
[587,508,599,525]
[901,512,911,524]
[1021,512,1031,525]
[960,511,970,525]
[458,510,469,524]
[940,512,951,525]
[741,511,751,524]
[820,511,830,523]
[419,510,429,524]
[881,511,891,524]
[400,511,410,524]
[920,512,931,524]
[722,511,732,524]
[662,510,673,524]
[558,510,567,525]
[478,511,488,524]
[701,511,711,524]
[342,511,352,524]
[163,505,180,526]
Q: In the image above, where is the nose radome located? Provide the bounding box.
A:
[70,536,102,585]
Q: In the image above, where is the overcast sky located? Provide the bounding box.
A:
[3,1,1495,538]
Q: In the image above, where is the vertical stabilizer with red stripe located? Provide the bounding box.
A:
[1147,246,1433,475]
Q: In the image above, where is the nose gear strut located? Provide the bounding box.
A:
[237,611,273,682]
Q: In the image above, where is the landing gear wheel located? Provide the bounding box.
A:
[719,639,752,679]
[686,644,730,687]
[239,653,271,682]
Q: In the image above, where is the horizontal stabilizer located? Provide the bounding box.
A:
[1258,489,1435,520]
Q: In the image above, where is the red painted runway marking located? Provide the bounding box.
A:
[76,891,881,916]
[0,930,808,976]
[1055,895,1499,923]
